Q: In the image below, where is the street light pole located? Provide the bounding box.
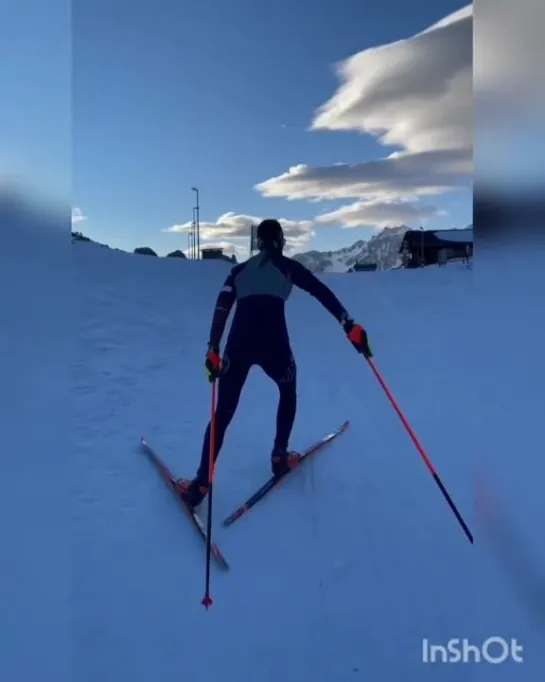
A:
[192,187,200,259]
[187,208,193,259]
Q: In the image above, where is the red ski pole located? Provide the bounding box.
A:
[366,357,473,544]
[202,379,218,608]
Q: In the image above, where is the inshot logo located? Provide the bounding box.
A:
[422,638,524,664]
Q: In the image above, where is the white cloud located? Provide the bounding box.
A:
[72,207,86,225]
[256,149,469,202]
[165,212,315,254]
[315,199,444,228]
[166,212,255,240]
[312,5,472,151]
[255,5,472,203]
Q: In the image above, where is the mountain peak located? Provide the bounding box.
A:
[293,226,408,273]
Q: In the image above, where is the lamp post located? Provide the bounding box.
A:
[188,207,195,259]
[192,187,200,259]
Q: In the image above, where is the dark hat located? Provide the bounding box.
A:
[256,219,285,251]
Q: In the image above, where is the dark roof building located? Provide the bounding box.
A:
[348,263,378,272]
[201,247,237,264]
[399,228,473,268]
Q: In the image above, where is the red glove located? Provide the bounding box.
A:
[342,318,373,358]
[205,346,222,382]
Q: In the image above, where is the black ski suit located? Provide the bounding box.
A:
[195,249,350,481]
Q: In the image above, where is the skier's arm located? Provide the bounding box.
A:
[289,260,350,323]
[289,258,372,357]
[207,268,238,348]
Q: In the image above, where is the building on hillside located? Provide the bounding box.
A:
[348,262,378,272]
[201,247,237,263]
[202,247,223,259]
[399,228,473,268]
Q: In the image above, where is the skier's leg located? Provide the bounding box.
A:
[195,349,251,482]
[259,345,297,474]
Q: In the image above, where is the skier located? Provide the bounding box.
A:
[176,219,372,508]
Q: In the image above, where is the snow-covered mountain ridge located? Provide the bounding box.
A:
[293,226,408,272]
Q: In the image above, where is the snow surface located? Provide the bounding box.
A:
[1,212,544,681]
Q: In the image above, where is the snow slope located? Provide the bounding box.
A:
[2,209,543,681]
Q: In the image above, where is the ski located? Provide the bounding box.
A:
[140,438,229,570]
[222,420,350,527]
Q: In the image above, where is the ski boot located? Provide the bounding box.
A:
[271,446,301,478]
[174,477,209,509]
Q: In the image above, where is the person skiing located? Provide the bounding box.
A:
[176,218,372,508]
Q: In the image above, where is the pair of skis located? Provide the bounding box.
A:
[140,419,349,569]
[141,437,229,570]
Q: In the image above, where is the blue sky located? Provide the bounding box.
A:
[1,0,472,258]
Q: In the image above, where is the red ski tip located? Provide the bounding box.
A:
[201,595,213,609]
